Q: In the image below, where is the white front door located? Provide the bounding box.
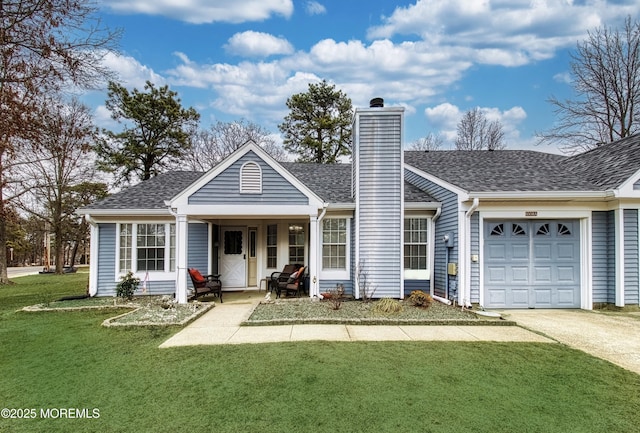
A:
[221,226,247,288]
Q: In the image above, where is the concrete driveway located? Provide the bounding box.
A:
[502,309,640,376]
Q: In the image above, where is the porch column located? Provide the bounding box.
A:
[615,208,625,307]
[176,214,189,304]
[85,215,99,296]
[309,215,318,297]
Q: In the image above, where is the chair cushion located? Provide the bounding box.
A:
[189,268,206,283]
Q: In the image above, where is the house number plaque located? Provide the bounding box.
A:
[525,211,538,216]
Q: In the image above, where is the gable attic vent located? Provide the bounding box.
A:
[240,161,262,193]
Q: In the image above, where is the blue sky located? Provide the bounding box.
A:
[90,0,640,155]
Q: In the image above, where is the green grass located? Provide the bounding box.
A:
[1,273,639,433]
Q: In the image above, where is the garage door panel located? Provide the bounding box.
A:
[533,266,552,283]
[557,266,578,282]
[487,266,506,283]
[511,267,529,283]
[484,219,580,309]
[511,244,529,260]
[510,289,530,307]
[533,244,552,260]
[557,288,579,306]
[487,289,506,306]
[487,244,506,260]
[557,243,576,260]
[533,289,553,307]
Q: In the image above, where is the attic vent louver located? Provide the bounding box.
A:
[240,161,262,194]
[370,97,384,107]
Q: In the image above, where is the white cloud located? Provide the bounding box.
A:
[305,1,326,16]
[101,52,166,89]
[424,103,527,146]
[225,31,294,57]
[554,72,572,84]
[104,0,293,24]
[366,0,629,66]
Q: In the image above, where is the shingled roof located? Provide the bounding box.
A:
[83,171,203,210]
[83,135,640,211]
[405,150,601,192]
[560,134,640,190]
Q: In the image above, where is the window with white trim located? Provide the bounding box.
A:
[266,224,277,268]
[404,218,429,279]
[288,224,305,264]
[118,223,176,274]
[240,161,262,193]
[119,224,133,273]
[322,218,347,269]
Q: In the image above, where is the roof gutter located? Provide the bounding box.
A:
[468,190,614,200]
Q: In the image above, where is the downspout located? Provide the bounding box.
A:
[430,206,442,295]
[84,214,99,297]
[314,204,329,297]
[462,198,479,308]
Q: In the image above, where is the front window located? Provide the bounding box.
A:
[266,224,277,268]
[322,219,347,269]
[288,224,305,264]
[404,218,429,279]
[119,224,133,273]
[118,223,175,274]
[137,224,166,271]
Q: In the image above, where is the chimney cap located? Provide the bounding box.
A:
[369,97,384,108]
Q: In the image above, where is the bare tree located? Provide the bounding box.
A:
[16,98,98,274]
[455,107,506,151]
[408,132,444,151]
[182,119,287,172]
[538,17,640,154]
[0,0,119,283]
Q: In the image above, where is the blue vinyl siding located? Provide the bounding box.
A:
[404,280,430,296]
[187,222,209,291]
[97,223,117,296]
[592,211,616,303]
[320,280,354,296]
[354,112,403,298]
[405,170,459,298]
[624,209,639,304]
[187,223,209,271]
[189,151,308,205]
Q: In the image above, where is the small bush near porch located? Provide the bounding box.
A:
[1,273,639,433]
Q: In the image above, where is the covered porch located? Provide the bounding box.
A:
[175,213,323,303]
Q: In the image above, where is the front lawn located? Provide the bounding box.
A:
[1,273,639,433]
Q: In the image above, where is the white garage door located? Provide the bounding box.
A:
[484,220,580,308]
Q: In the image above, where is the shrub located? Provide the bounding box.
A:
[327,284,345,310]
[116,271,140,301]
[408,290,433,308]
[373,298,403,314]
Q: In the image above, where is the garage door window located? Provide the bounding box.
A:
[558,223,572,236]
[490,223,504,236]
[536,223,550,236]
[512,224,526,236]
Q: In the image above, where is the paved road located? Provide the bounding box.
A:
[8,266,47,278]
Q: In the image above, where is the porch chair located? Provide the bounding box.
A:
[275,266,305,298]
[269,264,301,294]
[188,268,223,302]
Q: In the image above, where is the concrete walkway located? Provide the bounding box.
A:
[160,292,640,376]
[501,309,640,376]
[159,292,551,348]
